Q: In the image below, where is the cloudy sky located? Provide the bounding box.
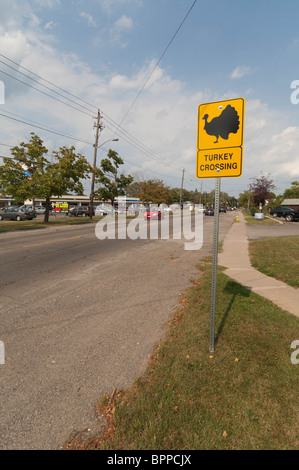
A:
[0,0,299,198]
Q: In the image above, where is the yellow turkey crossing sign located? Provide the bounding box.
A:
[196,97,245,178]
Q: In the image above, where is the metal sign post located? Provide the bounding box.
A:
[196,97,245,355]
[209,177,221,355]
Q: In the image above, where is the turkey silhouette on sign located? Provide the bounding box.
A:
[196,97,245,178]
[197,98,244,151]
[202,105,240,144]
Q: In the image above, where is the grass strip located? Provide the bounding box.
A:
[249,236,299,288]
[0,214,138,233]
[0,216,105,232]
[64,261,299,450]
[244,216,282,225]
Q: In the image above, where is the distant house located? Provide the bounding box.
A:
[281,199,299,210]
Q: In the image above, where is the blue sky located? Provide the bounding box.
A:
[1,0,299,198]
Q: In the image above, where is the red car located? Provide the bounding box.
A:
[144,206,164,220]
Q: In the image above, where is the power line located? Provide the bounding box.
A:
[114,0,198,133]
[0,64,183,172]
[98,145,181,181]
[0,5,199,176]
[0,111,94,145]
[0,69,94,119]
[0,53,97,114]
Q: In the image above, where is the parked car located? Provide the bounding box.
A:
[283,208,299,222]
[33,206,45,214]
[115,208,127,215]
[68,206,94,217]
[144,206,164,220]
[219,207,226,213]
[24,205,46,214]
[0,206,36,221]
[95,205,113,216]
[204,208,214,216]
[269,207,294,218]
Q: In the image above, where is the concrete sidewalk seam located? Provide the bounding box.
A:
[218,212,299,319]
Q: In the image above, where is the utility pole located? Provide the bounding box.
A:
[200,181,202,205]
[179,168,185,208]
[247,184,251,214]
[89,110,101,220]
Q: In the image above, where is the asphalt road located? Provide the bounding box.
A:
[246,217,299,240]
[2,211,289,450]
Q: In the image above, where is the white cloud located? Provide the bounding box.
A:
[0,2,297,196]
[231,65,252,79]
[98,0,142,14]
[114,15,133,31]
[44,21,57,30]
[80,11,97,28]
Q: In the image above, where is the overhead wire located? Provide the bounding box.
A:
[0,60,185,173]
[0,2,198,176]
[0,111,94,145]
[0,69,94,119]
[0,53,97,114]
[113,0,198,135]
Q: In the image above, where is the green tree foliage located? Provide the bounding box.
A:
[94,149,133,204]
[283,181,299,199]
[139,179,173,204]
[0,133,48,203]
[0,133,91,222]
[238,190,249,209]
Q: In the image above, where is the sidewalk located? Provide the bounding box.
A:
[218,212,299,319]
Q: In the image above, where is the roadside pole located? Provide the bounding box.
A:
[196,97,245,355]
[209,177,221,355]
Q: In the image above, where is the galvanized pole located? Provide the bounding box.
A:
[209,177,221,355]
[89,110,101,220]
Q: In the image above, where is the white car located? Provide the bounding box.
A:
[95,205,112,216]
[22,205,46,214]
[33,206,46,214]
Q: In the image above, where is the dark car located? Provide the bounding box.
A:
[283,208,299,222]
[269,207,293,218]
[219,207,226,213]
[68,206,94,217]
[0,206,36,221]
[205,208,214,216]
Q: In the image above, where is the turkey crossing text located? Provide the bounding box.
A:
[196,97,245,178]
[199,152,238,172]
[196,147,242,178]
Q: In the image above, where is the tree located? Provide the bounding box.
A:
[40,145,91,222]
[284,181,299,199]
[238,190,250,209]
[0,133,92,222]
[250,173,276,208]
[0,133,48,204]
[94,149,133,205]
[125,171,145,198]
[139,179,173,205]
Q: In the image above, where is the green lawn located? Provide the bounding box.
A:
[0,216,104,232]
[64,261,299,450]
[249,236,299,288]
[244,215,282,225]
